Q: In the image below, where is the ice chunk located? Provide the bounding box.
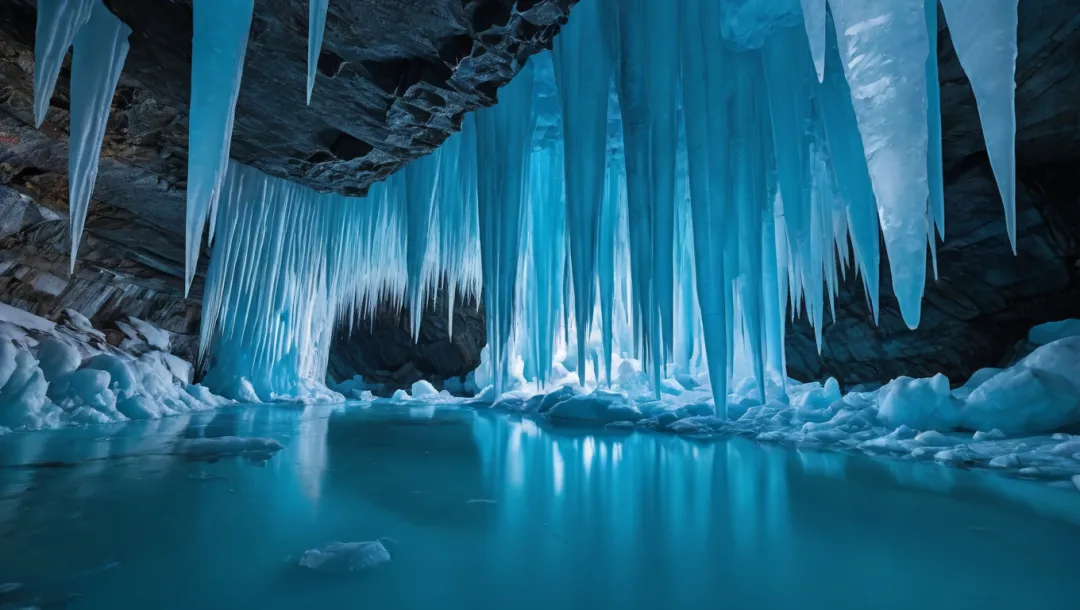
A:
[877,374,960,430]
[547,391,643,423]
[67,1,131,270]
[32,0,94,128]
[939,0,1019,251]
[299,540,391,573]
[1028,319,1080,346]
[962,338,1080,434]
[410,380,438,398]
[35,339,81,382]
[184,0,255,295]
[306,0,329,104]
[175,436,284,460]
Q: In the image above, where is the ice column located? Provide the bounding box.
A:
[940,0,1019,252]
[67,1,131,271]
[185,0,255,296]
[33,0,94,128]
[829,0,930,329]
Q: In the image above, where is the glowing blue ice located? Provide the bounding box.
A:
[32,0,94,129]
[67,1,130,272]
[184,0,255,296]
[306,0,329,104]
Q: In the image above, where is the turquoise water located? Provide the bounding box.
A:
[1,403,1078,610]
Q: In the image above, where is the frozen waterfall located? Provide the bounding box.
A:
[34,0,1021,407]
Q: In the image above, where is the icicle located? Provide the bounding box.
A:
[679,0,731,415]
[307,0,329,105]
[185,0,255,296]
[527,144,566,385]
[925,0,946,242]
[405,149,440,340]
[553,0,614,386]
[475,63,534,394]
[800,0,828,82]
[67,1,130,272]
[940,0,1019,252]
[597,152,620,385]
[829,0,930,329]
[818,15,881,323]
[33,0,94,129]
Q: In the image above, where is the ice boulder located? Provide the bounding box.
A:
[410,380,438,398]
[299,540,391,573]
[1028,319,1080,346]
[952,367,1003,401]
[547,391,643,423]
[36,339,82,382]
[877,374,960,431]
[961,339,1080,435]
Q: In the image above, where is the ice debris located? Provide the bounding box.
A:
[298,540,391,573]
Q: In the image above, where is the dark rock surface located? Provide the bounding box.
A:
[786,0,1080,387]
[327,289,485,393]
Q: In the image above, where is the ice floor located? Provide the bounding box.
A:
[1,403,1078,610]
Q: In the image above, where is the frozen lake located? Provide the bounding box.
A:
[0,402,1077,610]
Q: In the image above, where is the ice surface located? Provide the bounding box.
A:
[939,0,1019,251]
[67,1,130,271]
[299,540,391,573]
[184,0,255,295]
[32,0,94,128]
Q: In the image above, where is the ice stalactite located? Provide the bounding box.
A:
[404,149,440,340]
[679,0,731,414]
[67,1,131,272]
[169,0,1022,407]
[925,0,946,246]
[475,63,535,395]
[553,0,615,387]
[527,145,566,386]
[184,0,255,296]
[32,0,94,128]
[829,0,930,330]
[306,0,329,105]
[800,0,828,82]
[940,0,1019,252]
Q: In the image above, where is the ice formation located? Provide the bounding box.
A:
[33,1,1026,428]
[31,1,131,270]
[0,303,232,433]
[67,2,131,271]
[306,0,329,105]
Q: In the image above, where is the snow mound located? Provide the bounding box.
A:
[410,380,438,397]
[0,305,233,433]
[299,540,391,573]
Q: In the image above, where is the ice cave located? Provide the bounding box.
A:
[1,0,1079,607]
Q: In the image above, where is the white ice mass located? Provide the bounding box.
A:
[0,303,232,433]
[21,0,1070,485]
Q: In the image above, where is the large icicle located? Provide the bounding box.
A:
[800,0,828,82]
[527,144,566,385]
[939,0,1019,252]
[829,0,930,329]
[404,149,440,340]
[32,0,94,128]
[475,63,534,394]
[925,0,945,242]
[67,1,130,272]
[553,0,614,385]
[679,0,731,415]
[306,0,329,104]
[819,15,881,321]
[184,0,255,296]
